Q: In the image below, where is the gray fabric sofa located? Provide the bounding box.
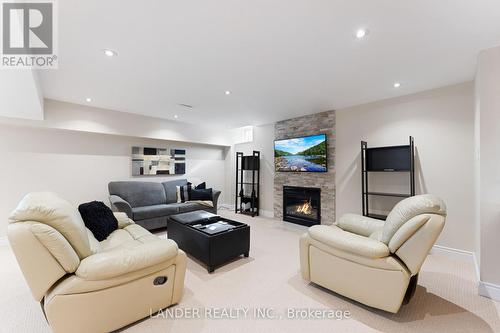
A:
[108,179,221,230]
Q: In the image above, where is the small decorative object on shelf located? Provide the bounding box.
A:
[361,136,415,220]
[235,150,260,217]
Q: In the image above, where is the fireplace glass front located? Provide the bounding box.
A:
[283,186,321,226]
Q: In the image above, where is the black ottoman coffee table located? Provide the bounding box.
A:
[167,210,250,273]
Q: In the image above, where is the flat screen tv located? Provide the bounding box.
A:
[366,145,411,171]
[274,134,327,172]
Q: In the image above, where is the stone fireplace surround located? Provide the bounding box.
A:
[274,110,335,224]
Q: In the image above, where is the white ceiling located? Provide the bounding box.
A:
[39,0,500,128]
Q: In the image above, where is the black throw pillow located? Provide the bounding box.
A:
[189,188,213,201]
[195,182,206,189]
[78,201,118,241]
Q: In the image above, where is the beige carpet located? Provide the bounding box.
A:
[1,210,499,333]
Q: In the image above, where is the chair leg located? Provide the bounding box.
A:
[403,274,418,305]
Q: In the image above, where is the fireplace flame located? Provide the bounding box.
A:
[296,200,313,215]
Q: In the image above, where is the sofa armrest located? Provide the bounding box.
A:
[212,190,221,210]
[109,195,132,218]
[337,213,385,237]
[308,225,389,259]
[75,239,178,280]
[113,212,135,229]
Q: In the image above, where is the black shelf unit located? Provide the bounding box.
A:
[361,136,415,220]
[235,150,260,217]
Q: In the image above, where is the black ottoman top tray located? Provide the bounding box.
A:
[168,210,250,273]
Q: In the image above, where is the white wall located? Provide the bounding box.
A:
[336,82,475,251]
[0,99,232,147]
[0,125,228,236]
[0,82,478,256]
[475,45,500,288]
[0,70,43,120]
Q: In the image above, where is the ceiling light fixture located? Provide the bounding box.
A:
[103,49,117,57]
[85,97,92,102]
[225,90,231,95]
[174,114,179,119]
[356,29,368,39]
[393,82,401,88]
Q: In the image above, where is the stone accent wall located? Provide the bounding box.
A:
[274,110,335,224]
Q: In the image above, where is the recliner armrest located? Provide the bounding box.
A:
[113,212,135,229]
[109,195,133,218]
[337,213,385,237]
[75,239,178,280]
[308,225,389,258]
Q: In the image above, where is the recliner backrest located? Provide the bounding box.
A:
[393,213,446,274]
[381,194,447,245]
[8,192,90,301]
[108,181,167,207]
[9,192,91,259]
[8,222,75,301]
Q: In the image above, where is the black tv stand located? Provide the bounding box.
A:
[361,136,415,220]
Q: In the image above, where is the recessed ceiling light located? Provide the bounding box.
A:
[393,82,401,88]
[225,90,231,95]
[85,97,92,102]
[174,114,179,119]
[103,49,117,57]
[356,29,368,39]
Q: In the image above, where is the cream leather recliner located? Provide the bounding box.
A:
[8,192,187,333]
[300,194,446,313]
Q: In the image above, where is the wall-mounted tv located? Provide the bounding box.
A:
[274,134,327,172]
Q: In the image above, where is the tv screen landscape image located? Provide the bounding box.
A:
[274,134,327,172]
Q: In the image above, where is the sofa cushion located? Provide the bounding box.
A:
[162,179,188,203]
[123,224,160,243]
[99,229,134,252]
[108,181,167,207]
[308,225,389,259]
[77,223,178,280]
[337,213,385,237]
[76,239,178,280]
[132,204,179,220]
[178,202,208,213]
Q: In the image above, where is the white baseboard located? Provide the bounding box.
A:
[259,209,274,218]
[431,244,476,261]
[430,245,500,302]
[478,281,500,302]
[218,203,233,210]
[431,245,480,282]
